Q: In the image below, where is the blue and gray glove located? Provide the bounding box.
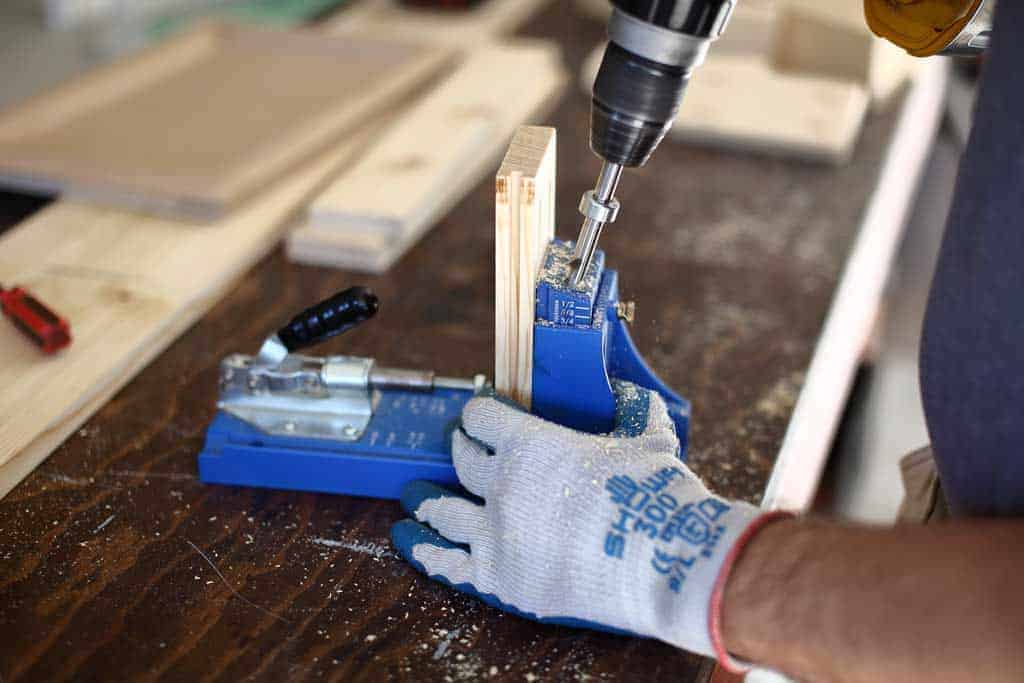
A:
[392,383,777,664]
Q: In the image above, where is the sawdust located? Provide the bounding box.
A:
[92,514,115,534]
[756,371,805,419]
[45,473,93,487]
[537,240,601,293]
[432,627,460,659]
[309,536,398,561]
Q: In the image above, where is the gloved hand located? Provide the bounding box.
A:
[392,382,785,668]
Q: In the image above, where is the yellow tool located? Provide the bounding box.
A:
[865,0,995,56]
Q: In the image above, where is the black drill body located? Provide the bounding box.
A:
[592,0,735,167]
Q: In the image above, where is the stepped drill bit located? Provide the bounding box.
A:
[570,161,622,289]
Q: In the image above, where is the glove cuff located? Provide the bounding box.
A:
[708,510,795,674]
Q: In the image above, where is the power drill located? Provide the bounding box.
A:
[571,0,736,287]
[571,0,996,288]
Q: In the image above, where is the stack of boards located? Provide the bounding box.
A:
[580,0,923,164]
[493,126,557,409]
[288,41,566,273]
[287,0,565,273]
[0,0,564,499]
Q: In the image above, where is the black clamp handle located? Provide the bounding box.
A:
[276,286,379,353]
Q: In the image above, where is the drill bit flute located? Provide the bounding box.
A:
[571,161,622,289]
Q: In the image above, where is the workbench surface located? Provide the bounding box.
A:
[0,5,934,682]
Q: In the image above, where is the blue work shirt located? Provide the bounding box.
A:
[920,0,1024,517]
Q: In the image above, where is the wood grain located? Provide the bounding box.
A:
[0,22,449,219]
[494,126,556,409]
[288,40,568,273]
[0,4,933,680]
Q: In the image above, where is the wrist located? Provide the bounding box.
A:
[709,511,797,673]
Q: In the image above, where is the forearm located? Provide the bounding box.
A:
[722,518,1024,682]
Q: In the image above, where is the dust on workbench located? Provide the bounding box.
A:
[0,0,901,680]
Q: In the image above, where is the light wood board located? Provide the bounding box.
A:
[773,0,917,105]
[494,126,555,409]
[671,53,871,164]
[287,40,567,273]
[329,0,550,47]
[0,121,387,500]
[581,45,870,164]
[0,22,448,219]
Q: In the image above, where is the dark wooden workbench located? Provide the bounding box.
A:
[0,5,927,681]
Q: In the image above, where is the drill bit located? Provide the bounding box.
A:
[571,161,623,289]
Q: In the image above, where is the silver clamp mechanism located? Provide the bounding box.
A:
[218,287,486,441]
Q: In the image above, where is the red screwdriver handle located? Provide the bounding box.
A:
[1,287,72,354]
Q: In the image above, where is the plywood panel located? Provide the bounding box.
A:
[0,22,448,219]
[494,126,556,408]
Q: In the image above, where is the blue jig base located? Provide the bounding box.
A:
[198,241,689,498]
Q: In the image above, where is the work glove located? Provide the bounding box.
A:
[391,382,787,670]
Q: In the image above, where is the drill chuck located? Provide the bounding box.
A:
[591,1,735,167]
[591,43,690,167]
[572,0,736,288]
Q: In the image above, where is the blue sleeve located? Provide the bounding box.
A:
[919,0,1024,517]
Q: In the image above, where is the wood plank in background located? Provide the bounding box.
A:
[670,54,871,164]
[330,0,550,46]
[0,22,449,219]
[287,40,567,273]
[494,126,555,409]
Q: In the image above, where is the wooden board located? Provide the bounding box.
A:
[581,45,869,164]
[494,126,556,408]
[287,40,567,273]
[0,22,448,219]
[772,0,918,105]
[0,122,385,500]
[330,0,550,47]
[672,54,871,164]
